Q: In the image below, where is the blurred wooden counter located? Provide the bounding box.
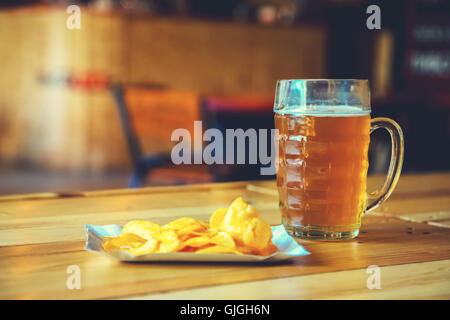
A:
[0,6,325,172]
[0,172,449,299]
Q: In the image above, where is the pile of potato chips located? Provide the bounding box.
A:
[102,197,277,256]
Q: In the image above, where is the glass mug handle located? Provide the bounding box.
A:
[366,117,405,213]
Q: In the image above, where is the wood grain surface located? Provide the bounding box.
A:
[0,173,449,299]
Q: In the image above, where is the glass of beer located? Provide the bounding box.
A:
[274,79,404,240]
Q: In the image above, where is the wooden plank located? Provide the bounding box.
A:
[0,186,274,221]
[252,172,450,197]
[0,180,251,202]
[396,211,450,223]
[428,221,450,229]
[366,172,450,199]
[1,171,449,203]
[0,174,449,299]
[0,215,448,299]
[371,196,450,217]
[128,260,450,300]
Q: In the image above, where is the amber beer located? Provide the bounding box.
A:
[273,79,404,240]
[275,112,371,238]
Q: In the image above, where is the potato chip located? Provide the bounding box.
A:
[210,208,227,229]
[102,233,147,252]
[210,232,235,249]
[216,197,273,253]
[101,197,278,257]
[122,221,162,241]
[192,230,218,237]
[157,229,180,253]
[220,220,249,240]
[177,224,207,236]
[181,236,212,248]
[198,220,210,229]
[179,246,198,252]
[164,217,204,230]
[224,197,258,223]
[235,244,256,255]
[219,198,259,236]
[257,242,278,257]
[176,224,216,244]
[242,217,272,251]
[126,238,159,256]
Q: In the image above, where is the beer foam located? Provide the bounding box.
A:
[275,105,371,117]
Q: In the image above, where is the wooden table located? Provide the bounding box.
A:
[0,173,449,300]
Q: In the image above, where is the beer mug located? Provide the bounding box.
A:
[274,79,404,240]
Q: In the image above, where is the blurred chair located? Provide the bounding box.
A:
[112,85,275,187]
[111,83,210,187]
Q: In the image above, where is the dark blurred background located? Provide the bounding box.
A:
[0,0,449,195]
